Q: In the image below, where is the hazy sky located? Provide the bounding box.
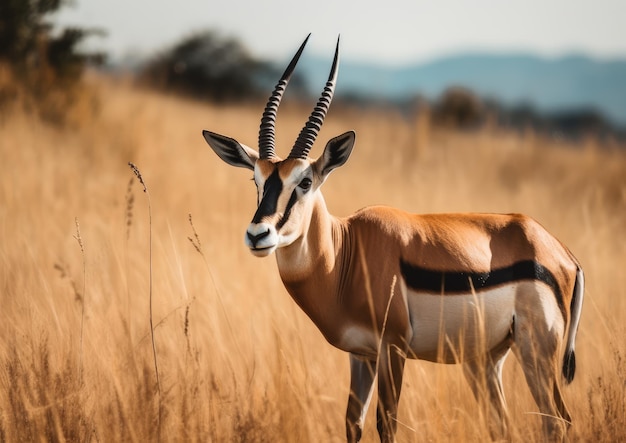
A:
[54,0,626,65]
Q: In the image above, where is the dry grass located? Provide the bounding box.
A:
[0,76,625,442]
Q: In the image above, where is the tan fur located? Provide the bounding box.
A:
[276,199,577,353]
[272,189,580,442]
[204,113,582,443]
[202,36,584,440]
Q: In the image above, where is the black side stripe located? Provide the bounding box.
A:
[400,259,565,317]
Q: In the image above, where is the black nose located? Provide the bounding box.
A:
[247,229,270,248]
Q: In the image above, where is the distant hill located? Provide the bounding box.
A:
[297,53,626,128]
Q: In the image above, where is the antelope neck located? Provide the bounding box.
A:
[275,194,350,294]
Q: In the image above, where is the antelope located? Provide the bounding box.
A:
[202,35,584,442]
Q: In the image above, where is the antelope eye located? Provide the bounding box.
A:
[298,177,312,191]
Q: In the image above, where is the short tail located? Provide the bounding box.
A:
[562,266,584,384]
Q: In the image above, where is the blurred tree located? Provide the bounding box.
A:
[141,30,304,103]
[0,0,105,78]
[0,0,105,122]
[432,87,485,129]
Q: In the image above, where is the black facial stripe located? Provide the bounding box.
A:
[276,189,298,230]
[251,169,282,223]
[400,259,565,318]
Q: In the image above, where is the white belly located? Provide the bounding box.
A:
[407,285,517,362]
[335,281,561,362]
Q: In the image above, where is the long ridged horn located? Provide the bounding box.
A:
[289,36,340,159]
[258,34,310,160]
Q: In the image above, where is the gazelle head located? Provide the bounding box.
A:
[203,35,356,257]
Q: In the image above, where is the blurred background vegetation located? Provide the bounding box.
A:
[1,0,623,142]
[139,30,310,103]
[0,0,106,123]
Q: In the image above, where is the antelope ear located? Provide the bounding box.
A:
[314,131,356,178]
[203,130,259,170]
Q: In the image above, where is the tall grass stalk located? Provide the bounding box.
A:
[73,217,86,384]
[186,212,241,359]
[128,163,160,398]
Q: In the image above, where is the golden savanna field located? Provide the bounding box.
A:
[1,76,625,442]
